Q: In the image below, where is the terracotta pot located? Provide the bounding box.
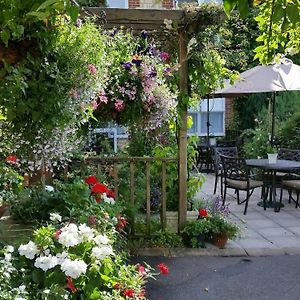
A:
[212,232,228,249]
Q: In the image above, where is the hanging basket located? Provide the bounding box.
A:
[212,232,228,249]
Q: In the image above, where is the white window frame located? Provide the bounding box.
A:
[188,98,225,137]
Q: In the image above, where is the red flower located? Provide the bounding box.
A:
[198,208,208,218]
[107,188,115,199]
[85,176,98,186]
[91,183,108,194]
[157,263,169,275]
[123,289,135,298]
[6,155,17,164]
[66,276,77,293]
[88,215,97,225]
[116,216,128,231]
[114,283,121,289]
[54,229,61,239]
[137,264,147,276]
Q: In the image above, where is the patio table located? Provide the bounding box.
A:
[246,159,300,212]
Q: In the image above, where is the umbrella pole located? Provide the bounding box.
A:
[271,92,276,146]
[206,96,210,144]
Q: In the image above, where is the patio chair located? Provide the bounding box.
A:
[280,175,300,208]
[216,140,237,147]
[196,144,214,172]
[221,155,264,215]
[213,146,238,195]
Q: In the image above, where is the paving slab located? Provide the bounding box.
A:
[257,227,294,237]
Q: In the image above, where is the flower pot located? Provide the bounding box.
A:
[212,232,228,249]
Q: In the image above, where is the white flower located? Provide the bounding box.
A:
[163,18,173,30]
[58,223,82,247]
[45,185,54,192]
[4,253,12,262]
[61,258,87,279]
[18,241,39,259]
[34,255,58,271]
[94,234,109,246]
[78,223,94,241]
[102,193,115,205]
[50,212,62,222]
[5,245,14,253]
[56,251,68,265]
[44,289,50,294]
[91,245,114,261]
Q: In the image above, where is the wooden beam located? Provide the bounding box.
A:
[81,8,185,30]
[178,29,188,231]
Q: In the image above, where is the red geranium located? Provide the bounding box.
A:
[107,188,115,198]
[116,216,128,231]
[157,263,169,275]
[91,183,108,194]
[6,155,17,164]
[66,276,77,293]
[198,208,208,218]
[123,288,135,298]
[85,175,98,186]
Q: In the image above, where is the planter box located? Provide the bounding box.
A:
[166,211,198,232]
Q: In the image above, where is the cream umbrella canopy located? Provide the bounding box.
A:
[214,58,300,143]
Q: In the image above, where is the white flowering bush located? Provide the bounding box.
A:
[0,214,168,300]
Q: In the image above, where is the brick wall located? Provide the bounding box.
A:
[128,0,173,9]
[225,98,234,129]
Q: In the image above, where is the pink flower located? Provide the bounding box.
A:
[91,100,98,110]
[87,64,97,75]
[69,89,78,98]
[115,99,125,112]
[160,52,170,61]
[137,264,147,276]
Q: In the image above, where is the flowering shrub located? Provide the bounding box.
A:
[0,213,169,299]
[93,30,177,130]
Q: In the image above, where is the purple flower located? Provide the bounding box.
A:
[141,31,149,39]
[76,18,82,27]
[148,67,157,78]
[121,62,133,70]
[115,99,125,112]
[160,52,170,61]
[132,55,142,67]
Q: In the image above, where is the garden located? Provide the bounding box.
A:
[0,0,300,299]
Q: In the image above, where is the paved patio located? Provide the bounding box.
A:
[196,173,300,256]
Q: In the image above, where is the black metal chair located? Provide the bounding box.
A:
[213,146,238,195]
[196,144,214,172]
[221,155,264,215]
[280,176,300,208]
[216,140,237,147]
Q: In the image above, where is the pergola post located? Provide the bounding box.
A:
[178,29,188,230]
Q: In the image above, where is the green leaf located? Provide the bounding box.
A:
[36,0,61,11]
[237,0,249,19]
[0,29,10,46]
[27,11,51,20]
[272,4,285,23]
[66,5,80,23]
[223,0,237,16]
[286,3,299,23]
[32,269,44,283]
[281,16,290,31]
[100,274,110,282]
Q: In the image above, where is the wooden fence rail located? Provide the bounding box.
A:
[69,156,178,236]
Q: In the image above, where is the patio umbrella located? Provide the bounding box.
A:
[213,58,300,143]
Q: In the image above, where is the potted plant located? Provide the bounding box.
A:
[181,208,212,248]
[209,214,240,248]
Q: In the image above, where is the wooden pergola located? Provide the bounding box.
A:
[81,7,222,229]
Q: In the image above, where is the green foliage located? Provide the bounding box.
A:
[209,214,239,239]
[278,111,300,149]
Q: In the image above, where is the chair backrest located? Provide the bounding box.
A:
[216,140,237,147]
[221,155,250,181]
[278,148,300,161]
[214,146,238,170]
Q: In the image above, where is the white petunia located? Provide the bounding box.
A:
[61,258,87,279]
[50,212,62,222]
[91,245,114,261]
[5,245,14,253]
[45,185,54,192]
[58,223,82,247]
[18,241,39,259]
[78,223,94,241]
[94,234,109,246]
[34,255,58,271]
[56,251,68,265]
[102,193,115,205]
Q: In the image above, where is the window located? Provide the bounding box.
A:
[106,0,128,8]
[188,98,225,137]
